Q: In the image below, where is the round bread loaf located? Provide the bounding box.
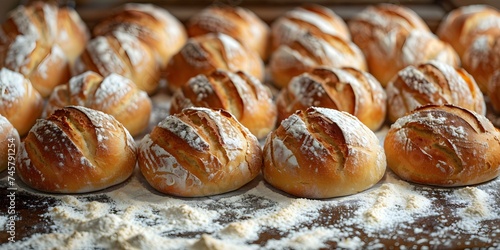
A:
[462,34,500,93]
[0,115,20,172]
[263,107,386,198]
[187,5,270,60]
[138,107,262,197]
[276,67,386,131]
[0,68,44,136]
[44,71,152,136]
[16,106,137,193]
[170,69,277,139]
[164,33,264,90]
[384,104,500,186]
[386,60,485,123]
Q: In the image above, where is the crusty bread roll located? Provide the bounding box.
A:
[0,68,44,136]
[386,60,485,124]
[0,115,20,172]
[16,106,137,193]
[276,67,386,131]
[263,107,386,198]
[269,32,366,88]
[437,5,500,57]
[384,104,500,186]
[488,70,500,113]
[44,71,152,136]
[93,3,186,67]
[0,35,70,98]
[271,4,350,52]
[187,5,270,60]
[462,34,500,93]
[138,107,262,197]
[164,33,264,90]
[73,33,160,95]
[170,69,276,139]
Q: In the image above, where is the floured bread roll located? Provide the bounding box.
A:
[384,104,500,186]
[170,70,277,139]
[73,33,160,95]
[138,107,262,197]
[16,106,137,193]
[187,5,270,60]
[462,34,500,93]
[386,61,485,123]
[276,67,386,131]
[0,68,44,136]
[269,32,366,88]
[164,33,264,90]
[263,107,386,198]
[93,3,187,67]
[0,115,20,172]
[271,4,350,52]
[44,71,152,136]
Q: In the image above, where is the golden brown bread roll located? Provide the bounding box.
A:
[271,4,350,52]
[269,32,367,88]
[138,107,262,197]
[462,34,500,93]
[44,71,152,136]
[384,104,500,186]
[164,33,264,90]
[437,5,500,57]
[386,60,485,124]
[263,107,386,198]
[93,3,186,67]
[276,67,387,131]
[16,106,137,193]
[73,33,160,95]
[187,5,270,60]
[0,68,44,136]
[0,115,20,172]
[0,35,71,98]
[170,69,277,139]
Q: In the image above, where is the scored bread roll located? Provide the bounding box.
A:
[44,71,152,136]
[16,106,137,193]
[276,67,387,131]
[186,5,270,60]
[263,107,386,198]
[462,34,500,93]
[0,115,20,172]
[93,3,187,67]
[271,4,350,52]
[73,33,160,95]
[384,104,500,186]
[170,69,277,139]
[386,60,485,123]
[138,107,262,197]
[0,68,44,136]
[164,33,264,90]
[269,32,366,88]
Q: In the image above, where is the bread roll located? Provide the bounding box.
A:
[462,34,500,93]
[73,33,160,95]
[0,115,20,172]
[0,68,44,136]
[269,32,366,88]
[93,3,186,67]
[170,70,276,139]
[437,5,500,57]
[488,70,500,113]
[164,33,264,90]
[0,35,70,97]
[276,67,386,131]
[384,104,500,186]
[263,107,386,198]
[187,5,270,60]
[386,60,485,123]
[16,106,137,193]
[44,71,152,136]
[138,107,262,197]
[271,4,350,52]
